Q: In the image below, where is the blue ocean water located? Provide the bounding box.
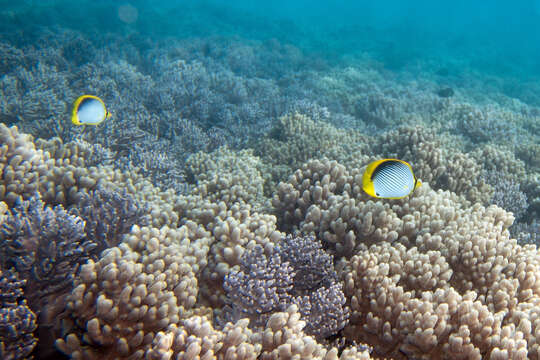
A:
[3,0,540,102]
[1,1,540,359]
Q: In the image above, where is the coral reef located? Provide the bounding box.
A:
[118,131,190,194]
[179,197,282,308]
[513,220,540,246]
[56,225,205,358]
[471,145,538,222]
[222,235,349,340]
[483,170,528,221]
[254,112,370,194]
[186,147,266,209]
[374,126,493,205]
[2,27,538,214]
[0,196,91,325]
[2,19,540,360]
[0,268,37,360]
[307,66,450,127]
[140,305,372,360]
[2,107,540,359]
[516,143,540,172]
[0,62,75,139]
[274,156,540,358]
[69,185,148,255]
[453,103,518,143]
[0,124,53,206]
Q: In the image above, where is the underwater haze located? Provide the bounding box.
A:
[4,0,540,95]
[1,0,540,359]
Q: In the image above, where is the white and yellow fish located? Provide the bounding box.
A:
[362,158,421,199]
[71,95,111,126]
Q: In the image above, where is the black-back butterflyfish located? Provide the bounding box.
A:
[362,159,421,199]
[71,95,111,126]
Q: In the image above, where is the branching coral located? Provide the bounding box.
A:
[0,195,94,349]
[144,316,261,360]
[1,37,290,192]
[92,126,193,194]
[308,66,449,127]
[176,195,282,308]
[222,235,349,340]
[141,304,373,360]
[0,62,75,140]
[516,143,540,172]
[222,244,294,325]
[148,58,283,147]
[0,124,183,230]
[512,220,540,246]
[472,144,538,222]
[0,124,52,206]
[484,170,528,221]
[135,305,373,360]
[69,185,148,255]
[0,268,37,360]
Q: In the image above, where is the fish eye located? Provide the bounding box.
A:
[376,192,380,196]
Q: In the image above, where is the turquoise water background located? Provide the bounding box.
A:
[3,0,540,93]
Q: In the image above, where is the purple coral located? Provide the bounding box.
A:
[0,268,37,360]
[223,234,349,339]
[0,196,93,321]
[484,171,528,220]
[0,190,147,358]
[69,185,148,255]
[0,196,97,358]
[512,220,540,246]
[223,245,293,321]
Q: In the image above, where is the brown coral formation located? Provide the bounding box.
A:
[255,112,370,193]
[275,156,540,358]
[516,143,540,172]
[56,224,207,358]
[139,305,372,360]
[145,316,261,360]
[257,115,503,207]
[177,196,283,308]
[374,125,493,205]
[3,121,540,360]
[186,146,267,209]
[0,124,118,207]
[0,124,50,206]
[0,124,183,229]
